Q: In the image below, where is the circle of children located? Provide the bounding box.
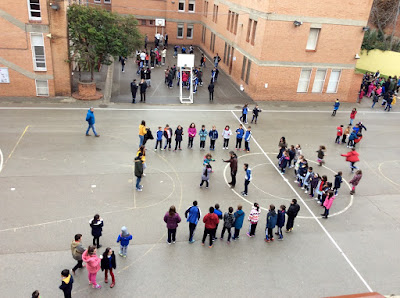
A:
[51,108,363,298]
[129,45,221,103]
[358,70,398,111]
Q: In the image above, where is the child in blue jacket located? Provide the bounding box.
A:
[198,125,208,150]
[235,124,244,150]
[239,104,249,124]
[244,126,252,152]
[117,226,133,257]
[241,163,252,196]
[155,126,163,151]
[209,126,218,150]
[265,204,277,242]
[275,205,286,240]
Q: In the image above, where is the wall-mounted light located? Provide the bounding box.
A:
[355,54,360,59]
[293,20,303,27]
[50,2,59,10]
[362,26,370,32]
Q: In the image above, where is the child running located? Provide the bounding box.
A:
[349,170,362,195]
[316,145,326,166]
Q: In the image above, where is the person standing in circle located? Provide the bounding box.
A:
[247,202,260,237]
[82,246,102,289]
[187,123,197,149]
[89,214,103,248]
[164,205,182,244]
[232,205,245,240]
[202,206,219,248]
[223,151,238,188]
[286,199,300,233]
[138,120,146,147]
[241,163,252,196]
[185,200,201,243]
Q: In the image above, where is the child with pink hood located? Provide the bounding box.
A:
[321,190,335,219]
[82,245,102,289]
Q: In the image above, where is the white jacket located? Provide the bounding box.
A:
[222,129,232,139]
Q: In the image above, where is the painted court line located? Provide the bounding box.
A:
[5,125,29,165]
[230,110,373,293]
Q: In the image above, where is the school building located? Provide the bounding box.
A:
[112,0,374,101]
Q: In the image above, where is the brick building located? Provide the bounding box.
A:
[112,0,373,101]
[0,0,71,97]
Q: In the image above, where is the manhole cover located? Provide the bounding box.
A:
[234,105,242,109]
[99,104,108,108]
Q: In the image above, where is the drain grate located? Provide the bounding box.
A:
[99,104,108,108]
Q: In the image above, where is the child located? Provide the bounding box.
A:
[265,204,277,242]
[244,126,252,152]
[275,205,286,240]
[288,145,296,168]
[247,202,260,237]
[198,125,208,150]
[202,207,219,248]
[303,166,314,193]
[349,108,357,125]
[59,269,74,298]
[278,150,290,174]
[241,163,252,196]
[208,126,218,150]
[321,190,335,219]
[335,125,343,144]
[187,123,197,149]
[203,153,215,167]
[233,205,245,240]
[293,144,302,171]
[333,171,343,196]
[332,99,340,116]
[239,104,249,124]
[200,164,212,188]
[222,125,232,149]
[310,173,319,198]
[357,89,365,103]
[342,125,351,145]
[100,247,116,288]
[349,170,362,195]
[341,148,360,172]
[32,290,40,298]
[155,126,163,151]
[316,145,326,166]
[117,226,133,257]
[235,124,244,150]
[134,153,144,191]
[82,246,101,289]
[316,175,327,203]
[174,125,184,151]
[251,105,262,124]
[89,214,103,248]
[220,206,235,243]
[213,203,223,239]
[163,124,173,150]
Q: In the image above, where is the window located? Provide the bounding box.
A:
[178,0,185,11]
[188,0,195,12]
[241,56,247,80]
[149,20,154,26]
[204,1,208,17]
[212,5,218,23]
[245,60,251,84]
[297,69,312,92]
[28,0,41,20]
[177,23,184,38]
[326,70,341,93]
[250,20,257,45]
[31,33,46,71]
[210,32,215,52]
[104,0,111,3]
[306,28,320,51]
[94,0,101,2]
[246,19,252,42]
[141,19,146,25]
[227,11,231,30]
[187,24,193,39]
[201,26,206,43]
[312,69,327,93]
[233,13,238,35]
[35,80,49,96]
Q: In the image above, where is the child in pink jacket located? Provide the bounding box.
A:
[321,190,335,219]
[82,246,102,289]
[187,123,197,149]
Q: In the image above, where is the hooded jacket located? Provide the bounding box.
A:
[323,195,335,210]
[334,174,342,189]
[59,274,73,296]
[203,212,219,229]
[82,250,101,273]
[86,110,95,125]
[198,129,208,141]
[341,150,360,163]
[349,173,362,186]
[266,210,278,229]
[185,205,201,225]
[223,212,235,228]
[71,240,85,261]
[117,226,133,246]
[134,156,143,177]
[248,206,260,223]
[164,212,182,229]
[276,210,286,227]
[89,218,103,237]
[233,209,245,229]
[101,251,117,271]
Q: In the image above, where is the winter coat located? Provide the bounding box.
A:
[223,212,235,228]
[164,212,182,229]
[201,166,212,181]
[198,129,208,141]
[222,129,232,139]
[276,210,285,228]
[287,203,300,218]
[266,210,278,229]
[323,196,335,210]
[117,227,133,246]
[333,101,340,110]
[341,150,360,163]
[349,173,362,186]
[139,81,147,93]
[130,82,138,94]
[311,176,319,188]
[349,131,357,141]
[253,107,261,116]
[209,130,218,140]
[203,213,219,229]
[156,130,163,141]
[244,131,252,142]
[89,218,103,237]
[214,209,223,219]
[248,207,260,224]
[163,127,173,139]
[139,124,147,136]
[236,128,244,139]
[233,209,245,229]
[350,110,357,119]
[279,156,289,168]
[317,149,325,159]
[336,126,343,136]
[59,274,73,296]
[188,127,197,138]
[82,250,101,273]
[86,110,95,125]
[224,155,238,173]
[100,252,117,271]
[134,156,143,177]
[175,128,183,141]
[71,240,85,261]
[208,83,214,93]
[185,205,201,225]
[334,174,342,189]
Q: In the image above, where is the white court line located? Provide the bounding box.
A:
[0,149,3,173]
[230,110,373,293]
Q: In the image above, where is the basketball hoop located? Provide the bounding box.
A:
[155,19,165,27]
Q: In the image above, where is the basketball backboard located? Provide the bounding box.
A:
[177,54,195,68]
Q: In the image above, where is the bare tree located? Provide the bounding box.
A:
[369,0,400,35]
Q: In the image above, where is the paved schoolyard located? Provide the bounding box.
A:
[0,102,399,297]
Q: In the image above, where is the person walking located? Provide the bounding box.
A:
[138,120,147,147]
[223,151,238,187]
[247,202,260,237]
[134,153,144,191]
[199,164,212,188]
[286,199,300,232]
[59,269,74,298]
[130,79,138,103]
[239,104,249,124]
[120,56,126,72]
[332,99,340,116]
[232,205,245,240]
[241,163,252,196]
[208,81,215,101]
[164,206,182,244]
[89,214,103,248]
[213,53,221,67]
[349,170,362,195]
[71,234,85,275]
[341,148,360,172]
[116,226,133,257]
[100,248,116,288]
[82,246,102,289]
[185,200,201,243]
[220,207,235,243]
[139,79,147,102]
[275,205,286,240]
[202,206,219,248]
[198,125,208,150]
[85,107,100,137]
[349,108,357,125]
[265,204,278,242]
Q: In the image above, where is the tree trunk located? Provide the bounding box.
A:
[90,63,94,82]
[390,0,400,49]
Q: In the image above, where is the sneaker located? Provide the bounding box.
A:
[93,284,101,289]
[220,237,223,240]
[119,252,123,257]
[161,148,164,151]
[123,255,126,258]
[278,236,283,241]
[246,232,251,237]
[294,180,298,183]
[301,187,305,190]
[243,193,248,196]
[110,283,115,288]
[139,185,143,189]
[205,186,209,189]
[142,173,146,177]
[189,239,195,243]
[275,232,279,235]
[265,239,270,243]
[271,238,275,241]
[154,149,157,151]
[172,241,176,244]
[167,241,171,245]
[95,135,100,137]
[209,245,213,248]
[305,191,308,194]
[201,242,205,246]
[227,241,230,244]
[136,188,142,191]
[86,134,90,136]
[105,279,108,284]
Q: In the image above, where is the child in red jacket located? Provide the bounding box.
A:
[341,148,360,172]
[335,125,343,144]
[202,206,219,247]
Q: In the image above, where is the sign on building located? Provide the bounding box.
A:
[0,68,10,83]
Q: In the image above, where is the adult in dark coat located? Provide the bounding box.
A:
[286,199,300,232]
[130,79,138,103]
[139,79,147,102]
[208,81,214,101]
[223,151,238,187]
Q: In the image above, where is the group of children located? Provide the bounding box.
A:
[239,104,262,124]
[335,121,366,149]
